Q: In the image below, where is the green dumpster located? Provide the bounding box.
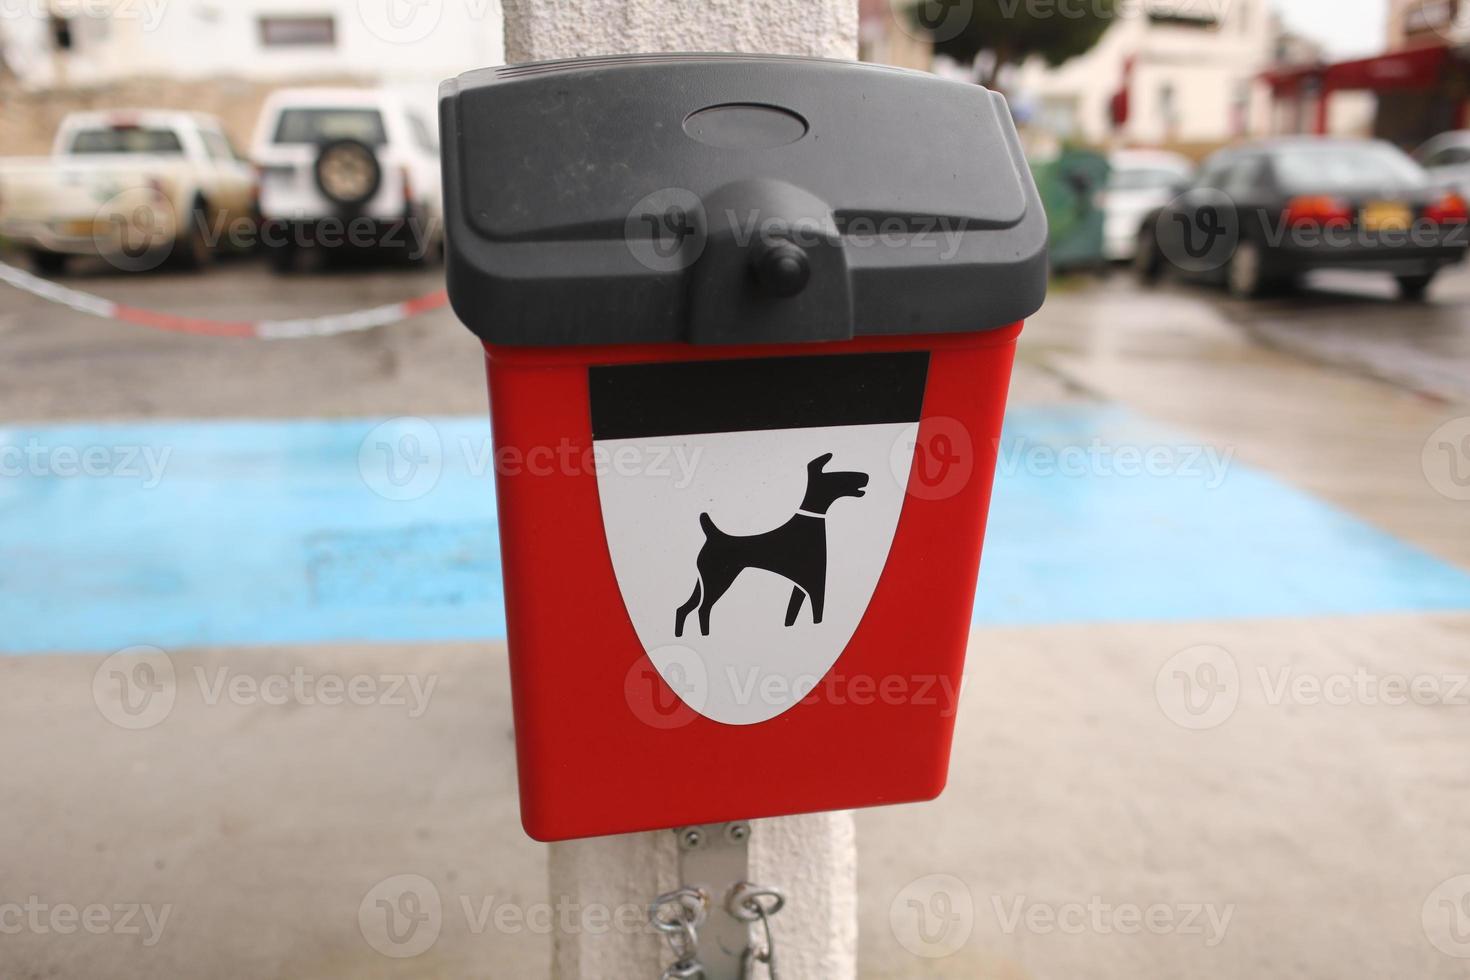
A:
[1032,148,1110,272]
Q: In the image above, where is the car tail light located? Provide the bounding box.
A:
[1425,192,1469,226]
[1284,195,1353,230]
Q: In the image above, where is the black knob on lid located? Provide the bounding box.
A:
[752,239,810,298]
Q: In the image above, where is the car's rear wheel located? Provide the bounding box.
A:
[1396,272,1436,302]
[1134,225,1164,284]
[267,240,327,274]
[1226,240,1268,298]
[266,239,298,274]
[171,199,213,272]
[29,250,68,277]
[261,219,297,273]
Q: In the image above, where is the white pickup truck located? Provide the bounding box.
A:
[0,110,256,274]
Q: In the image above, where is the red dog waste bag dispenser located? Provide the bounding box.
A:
[440,55,1048,842]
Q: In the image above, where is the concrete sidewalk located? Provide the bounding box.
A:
[5,611,1470,977]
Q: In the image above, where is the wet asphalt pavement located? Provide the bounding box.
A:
[1031,261,1470,407]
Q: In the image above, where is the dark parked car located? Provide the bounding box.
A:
[1135,137,1469,300]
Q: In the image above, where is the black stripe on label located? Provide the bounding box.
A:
[590,351,929,441]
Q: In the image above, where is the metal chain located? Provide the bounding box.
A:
[649,834,790,980]
[650,887,708,980]
[742,903,780,980]
[729,884,786,980]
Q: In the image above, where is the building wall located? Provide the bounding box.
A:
[1387,0,1470,49]
[1013,0,1276,148]
[857,0,933,70]
[0,0,506,157]
[0,0,505,92]
[1263,1,1468,144]
[1326,90,1379,137]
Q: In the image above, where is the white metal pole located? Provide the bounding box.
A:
[499,3,861,976]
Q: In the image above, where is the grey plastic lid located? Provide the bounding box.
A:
[440,54,1048,347]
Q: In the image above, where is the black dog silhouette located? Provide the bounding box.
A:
[675,453,869,638]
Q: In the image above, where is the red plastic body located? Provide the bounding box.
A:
[485,326,1023,841]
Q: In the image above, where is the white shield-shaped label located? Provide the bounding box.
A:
[591,352,929,726]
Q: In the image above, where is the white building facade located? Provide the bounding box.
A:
[1,0,504,91]
[1388,0,1470,47]
[1012,0,1277,148]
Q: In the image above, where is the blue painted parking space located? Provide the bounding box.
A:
[3,406,1469,653]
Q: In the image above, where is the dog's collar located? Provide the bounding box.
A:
[795,509,827,520]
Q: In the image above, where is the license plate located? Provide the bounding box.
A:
[1361,201,1413,232]
[61,219,98,237]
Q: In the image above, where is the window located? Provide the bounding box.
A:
[1146,1,1219,29]
[1195,156,1237,190]
[1271,143,1429,194]
[1159,82,1179,134]
[69,127,184,155]
[50,14,73,51]
[1405,0,1456,36]
[1231,81,1252,137]
[1223,156,1264,197]
[259,15,336,47]
[273,108,387,146]
[1109,167,1189,192]
[200,130,237,162]
[1426,146,1470,168]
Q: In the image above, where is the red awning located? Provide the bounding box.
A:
[1262,43,1452,95]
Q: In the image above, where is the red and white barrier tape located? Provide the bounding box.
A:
[0,260,449,339]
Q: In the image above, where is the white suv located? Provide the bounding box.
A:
[250,88,443,271]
